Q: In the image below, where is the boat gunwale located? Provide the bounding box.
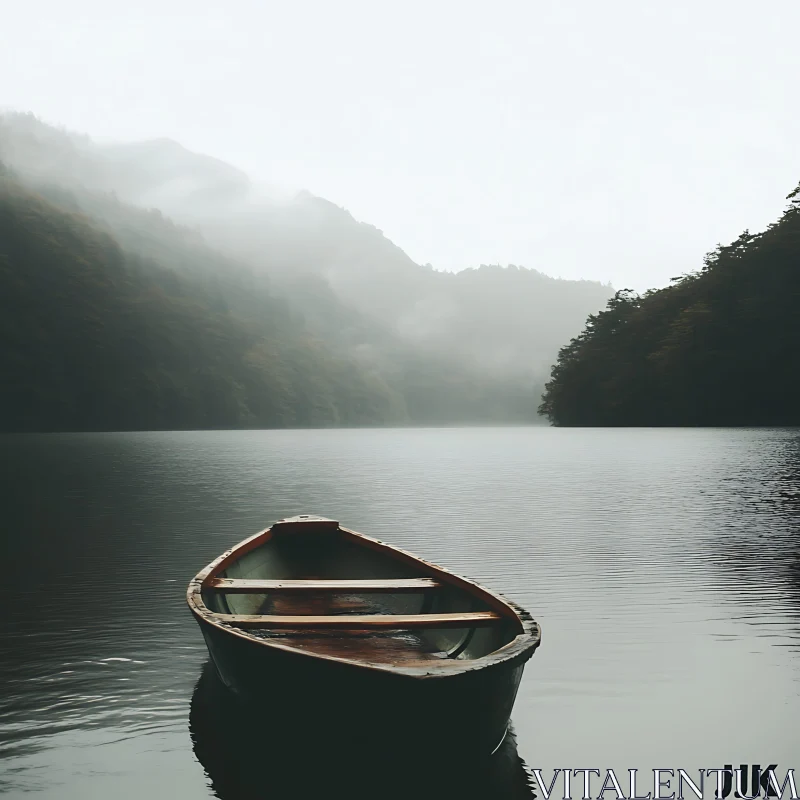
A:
[186,519,541,678]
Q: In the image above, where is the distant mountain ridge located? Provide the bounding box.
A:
[0,112,615,430]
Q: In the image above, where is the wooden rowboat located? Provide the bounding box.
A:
[187,515,541,755]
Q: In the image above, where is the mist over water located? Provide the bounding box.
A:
[1,427,799,798]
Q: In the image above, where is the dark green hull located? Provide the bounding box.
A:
[197,617,527,756]
[190,661,537,799]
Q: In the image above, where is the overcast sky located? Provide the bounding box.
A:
[2,0,798,290]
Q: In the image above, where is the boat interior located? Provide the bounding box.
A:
[200,517,523,667]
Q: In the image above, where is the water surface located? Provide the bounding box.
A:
[1,428,799,798]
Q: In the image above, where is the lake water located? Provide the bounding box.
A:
[1,428,799,799]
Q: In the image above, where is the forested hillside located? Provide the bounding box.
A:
[540,182,800,426]
[0,168,555,431]
[0,170,406,431]
[0,113,616,431]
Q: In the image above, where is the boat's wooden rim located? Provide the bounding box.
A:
[186,516,541,678]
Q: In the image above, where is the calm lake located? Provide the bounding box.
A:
[1,428,799,799]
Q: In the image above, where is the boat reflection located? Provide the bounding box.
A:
[189,661,537,800]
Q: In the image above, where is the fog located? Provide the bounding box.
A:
[3,0,799,292]
[0,109,611,395]
[0,109,616,430]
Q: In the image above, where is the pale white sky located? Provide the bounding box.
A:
[2,0,798,290]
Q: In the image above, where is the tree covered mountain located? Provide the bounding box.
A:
[540,182,800,426]
[0,113,615,432]
[0,167,409,431]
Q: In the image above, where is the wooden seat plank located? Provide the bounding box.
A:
[207,578,440,593]
[209,611,503,629]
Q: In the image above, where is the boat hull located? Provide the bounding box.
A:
[189,660,537,799]
[194,613,528,756]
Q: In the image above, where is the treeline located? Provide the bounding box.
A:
[539,182,800,426]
